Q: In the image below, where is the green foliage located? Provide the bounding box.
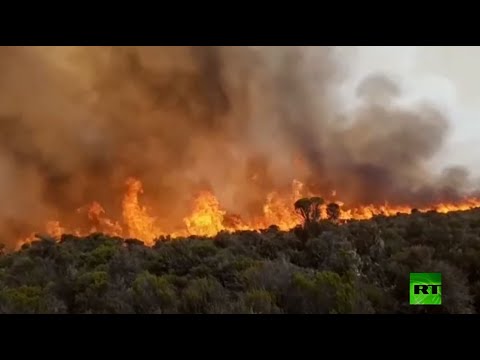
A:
[181,277,229,313]
[0,286,44,313]
[243,289,280,314]
[73,270,110,313]
[87,243,118,267]
[301,232,361,274]
[1,209,480,313]
[131,272,177,313]
[0,285,66,314]
[76,270,109,291]
[285,271,357,314]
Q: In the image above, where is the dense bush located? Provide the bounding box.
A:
[2,209,480,313]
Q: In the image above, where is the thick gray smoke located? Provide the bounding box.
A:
[0,46,472,245]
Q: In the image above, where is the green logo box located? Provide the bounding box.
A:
[409,273,442,305]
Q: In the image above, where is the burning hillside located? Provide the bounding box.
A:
[1,46,480,249]
[17,177,480,249]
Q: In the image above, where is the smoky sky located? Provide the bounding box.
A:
[0,46,473,244]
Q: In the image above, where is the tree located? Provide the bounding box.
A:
[294,198,312,224]
[310,197,324,222]
[294,197,325,226]
[326,202,341,222]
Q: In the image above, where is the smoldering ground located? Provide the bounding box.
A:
[0,46,473,245]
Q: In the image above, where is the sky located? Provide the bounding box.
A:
[336,46,480,175]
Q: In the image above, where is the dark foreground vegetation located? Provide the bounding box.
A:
[2,207,480,314]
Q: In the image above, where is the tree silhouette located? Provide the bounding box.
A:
[294,197,325,227]
[326,202,341,222]
[310,197,324,222]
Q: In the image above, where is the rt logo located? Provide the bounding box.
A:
[409,273,442,305]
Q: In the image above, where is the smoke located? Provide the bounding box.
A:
[0,46,473,245]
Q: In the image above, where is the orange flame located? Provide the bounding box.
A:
[122,178,162,245]
[183,191,228,237]
[15,177,480,249]
[86,202,123,236]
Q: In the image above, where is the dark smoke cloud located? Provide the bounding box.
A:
[0,46,473,245]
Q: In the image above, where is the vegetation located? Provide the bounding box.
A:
[2,207,480,313]
[294,197,324,224]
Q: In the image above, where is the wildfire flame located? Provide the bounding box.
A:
[122,178,162,245]
[184,192,229,237]
[15,177,480,249]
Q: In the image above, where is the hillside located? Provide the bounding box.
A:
[1,208,480,314]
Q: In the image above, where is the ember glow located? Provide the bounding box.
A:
[17,177,480,249]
